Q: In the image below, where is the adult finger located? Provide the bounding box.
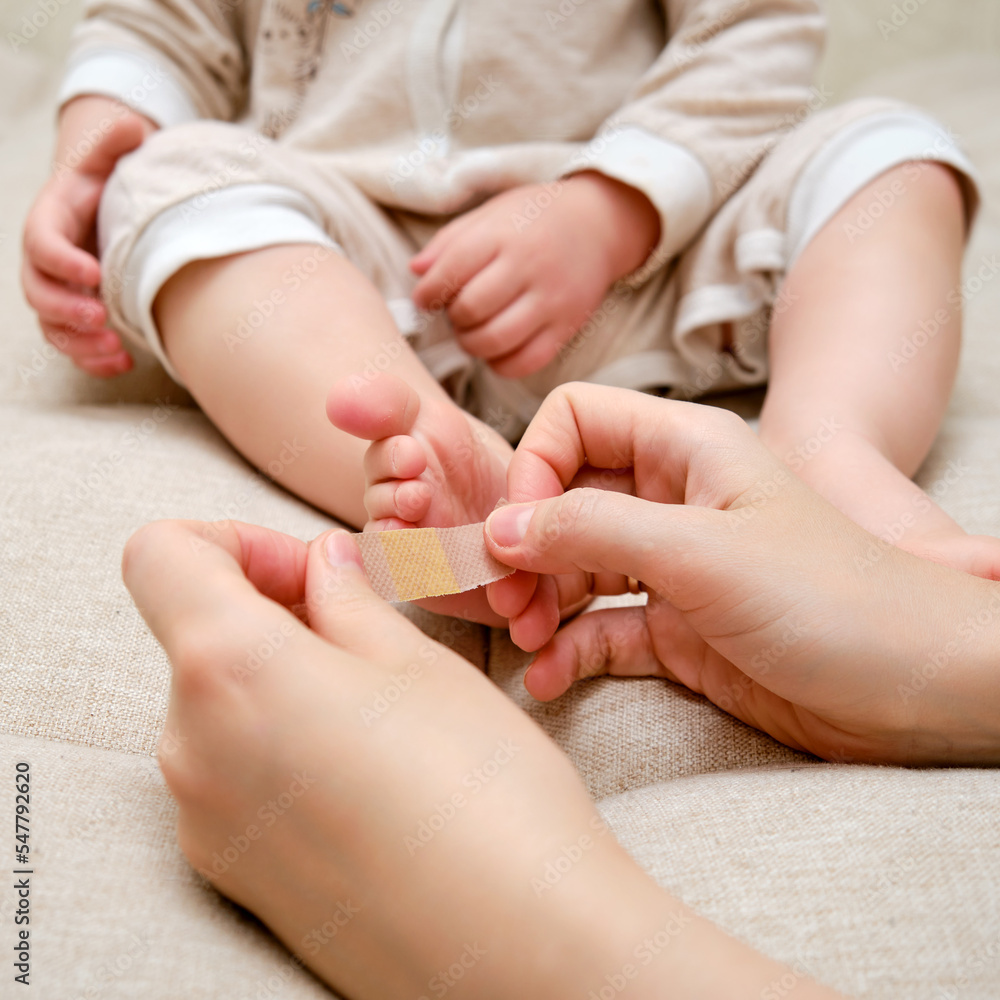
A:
[505,382,761,508]
[122,520,311,661]
[484,489,719,595]
[303,529,443,660]
[524,605,667,701]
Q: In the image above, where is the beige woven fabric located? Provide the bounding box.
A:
[0,404,488,755]
[2,733,997,999]
[597,765,1000,999]
[0,733,340,999]
[2,2,1000,997]
[488,596,810,801]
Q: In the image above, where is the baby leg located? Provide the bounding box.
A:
[156,248,514,623]
[154,244,483,529]
[759,161,1000,578]
[101,122,519,621]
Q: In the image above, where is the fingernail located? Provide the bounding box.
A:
[325,531,362,569]
[486,504,535,547]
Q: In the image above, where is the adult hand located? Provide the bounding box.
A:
[410,172,659,378]
[21,95,156,377]
[122,518,840,999]
[483,383,1000,765]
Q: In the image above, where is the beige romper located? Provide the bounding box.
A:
[61,0,979,439]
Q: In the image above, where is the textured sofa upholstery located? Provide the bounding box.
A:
[1,2,999,996]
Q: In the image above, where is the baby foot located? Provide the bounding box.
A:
[772,429,1000,581]
[328,372,514,622]
[899,529,1000,582]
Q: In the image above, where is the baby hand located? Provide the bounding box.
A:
[411,172,660,378]
[21,96,156,377]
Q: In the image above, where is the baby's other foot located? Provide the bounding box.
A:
[328,372,515,622]
[904,530,1000,582]
[776,429,1000,582]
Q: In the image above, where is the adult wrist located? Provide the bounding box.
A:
[892,572,1000,764]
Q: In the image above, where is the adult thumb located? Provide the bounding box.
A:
[484,489,716,592]
[304,529,428,658]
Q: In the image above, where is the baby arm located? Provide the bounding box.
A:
[21,97,157,377]
[22,0,247,377]
[410,172,660,378]
[413,0,824,378]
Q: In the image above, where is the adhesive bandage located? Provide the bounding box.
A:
[355,522,514,602]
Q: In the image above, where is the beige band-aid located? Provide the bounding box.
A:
[355,523,514,602]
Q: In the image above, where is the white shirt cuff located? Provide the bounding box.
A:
[565,124,713,284]
[57,49,201,129]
